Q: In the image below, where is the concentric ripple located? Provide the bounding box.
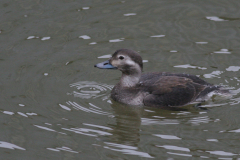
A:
[68,81,114,99]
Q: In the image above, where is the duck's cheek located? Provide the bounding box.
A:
[125,59,136,66]
[110,60,120,68]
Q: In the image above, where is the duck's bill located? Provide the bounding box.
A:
[94,60,117,69]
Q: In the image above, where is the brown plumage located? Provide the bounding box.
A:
[95,49,228,107]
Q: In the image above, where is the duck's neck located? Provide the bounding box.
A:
[120,72,141,88]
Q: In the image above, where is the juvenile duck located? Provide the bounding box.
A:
[94,49,228,107]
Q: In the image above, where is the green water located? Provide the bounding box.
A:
[1,0,240,159]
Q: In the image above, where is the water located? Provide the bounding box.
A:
[1,0,240,159]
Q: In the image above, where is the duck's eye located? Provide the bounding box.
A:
[119,56,124,60]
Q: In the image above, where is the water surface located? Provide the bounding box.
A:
[1,0,240,159]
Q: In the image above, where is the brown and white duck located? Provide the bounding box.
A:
[94,49,229,107]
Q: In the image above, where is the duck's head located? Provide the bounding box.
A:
[94,49,143,74]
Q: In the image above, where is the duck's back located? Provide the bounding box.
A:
[140,72,212,86]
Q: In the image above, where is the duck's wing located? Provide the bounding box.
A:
[141,72,212,86]
[142,76,206,107]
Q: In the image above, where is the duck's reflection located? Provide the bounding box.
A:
[106,102,205,147]
[107,102,143,147]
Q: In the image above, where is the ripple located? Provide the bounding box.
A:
[3,110,38,117]
[69,81,113,99]
[26,112,37,116]
[109,38,124,42]
[212,49,231,54]
[206,16,228,21]
[226,66,240,72]
[34,125,66,135]
[141,118,179,125]
[150,35,165,38]
[206,151,237,156]
[2,111,14,115]
[123,13,137,16]
[79,35,91,39]
[103,142,153,158]
[27,36,39,40]
[34,125,56,132]
[82,7,90,10]
[62,127,112,137]
[59,104,71,111]
[156,145,190,152]
[207,139,218,142]
[83,123,113,130]
[188,116,211,125]
[66,101,112,116]
[195,42,208,44]
[47,146,79,153]
[229,97,240,105]
[17,112,28,117]
[203,71,223,78]
[41,37,51,41]
[89,42,97,45]
[167,152,192,157]
[228,128,240,133]
[153,134,181,140]
[0,141,26,150]
[174,64,207,70]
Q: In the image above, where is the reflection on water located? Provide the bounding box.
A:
[103,142,153,158]
[157,145,190,152]
[153,134,181,140]
[61,79,240,159]
[67,101,112,116]
[123,13,137,16]
[212,48,231,54]
[141,118,179,125]
[157,145,192,157]
[150,35,165,38]
[174,64,207,70]
[1,0,240,159]
[203,70,223,78]
[226,66,240,72]
[62,127,112,137]
[188,116,212,125]
[109,38,125,43]
[0,141,26,150]
[34,125,66,135]
[79,35,91,40]
[206,151,237,156]
[47,146,79,153]
[206,16,228,22]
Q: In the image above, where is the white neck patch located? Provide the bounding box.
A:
[121,74,141,87]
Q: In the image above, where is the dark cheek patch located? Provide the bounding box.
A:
[121,65,134,74]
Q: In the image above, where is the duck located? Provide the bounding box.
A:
[94,49,229,108]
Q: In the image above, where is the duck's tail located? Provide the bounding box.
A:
[196,85,232,102]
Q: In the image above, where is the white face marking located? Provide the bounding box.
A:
[112,55,136,67]
[125,59,136,66]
